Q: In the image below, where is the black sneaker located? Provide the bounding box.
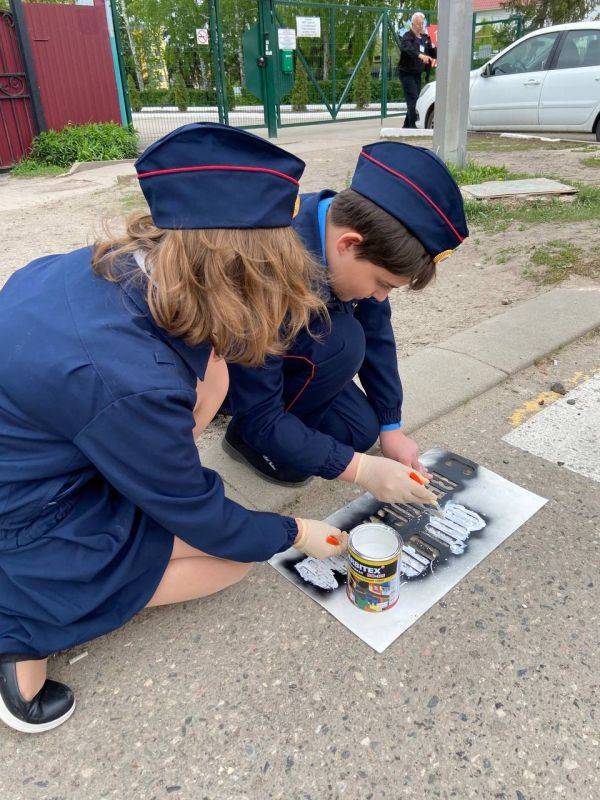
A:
[0,659,75,733]
[223,421,312,487]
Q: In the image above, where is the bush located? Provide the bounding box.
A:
[28,123,138,168]
[133,77,409,110]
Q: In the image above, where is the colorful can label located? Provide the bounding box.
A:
[347,523,401,613]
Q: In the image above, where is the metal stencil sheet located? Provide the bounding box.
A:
[269,448,547,653]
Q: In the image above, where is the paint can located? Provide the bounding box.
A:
[347,523,401,612]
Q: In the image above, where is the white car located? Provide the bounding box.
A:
[416,21,600,140]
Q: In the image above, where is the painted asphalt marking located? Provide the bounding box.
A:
[503,372,600,483]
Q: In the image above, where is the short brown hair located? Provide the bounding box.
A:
[330,188,436,290]
[92,213,328,367]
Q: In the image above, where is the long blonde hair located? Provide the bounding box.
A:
[92,213,328,367]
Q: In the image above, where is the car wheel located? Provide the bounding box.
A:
[596,119,600,142]
[426,106,435,129]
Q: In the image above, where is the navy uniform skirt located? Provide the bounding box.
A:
[0,475,173,660]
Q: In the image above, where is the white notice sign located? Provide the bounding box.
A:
[278,28,297,50]
[195,28,209,46]
[296,16,321,38]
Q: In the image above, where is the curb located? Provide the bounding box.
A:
[200,285,600,515]
[65,159,136,176]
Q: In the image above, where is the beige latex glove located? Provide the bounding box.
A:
[294,519,349,559]
[354,453,438,505]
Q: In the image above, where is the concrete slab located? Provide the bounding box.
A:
[437,286,600,375]
[503,372,600,483]
[199,439,309,513]
[397,347,506,433]
[461,177,577,200]
[1,161,137,213]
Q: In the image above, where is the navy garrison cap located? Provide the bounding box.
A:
[135,122,305,229]
[351,141,468,263]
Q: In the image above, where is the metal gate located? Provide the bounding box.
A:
[0,10,36,167]
[262,1,416,135]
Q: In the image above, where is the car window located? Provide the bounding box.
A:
[555,30,600,69]
[492,32,559,75]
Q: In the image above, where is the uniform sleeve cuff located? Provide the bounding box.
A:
[380,421,402,432]
[275,516,299,553]
[321,441,355,480]
[376,406,403,426]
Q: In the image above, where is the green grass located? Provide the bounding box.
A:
[581,156,600,168]
[466,135,585,153]
[119,189,147,211]
[522,240,599,285]
[10,160,65,178]
[464,182,600,231]
[495,246,519,264]
[447,162,510,185]
[447,160,531,186]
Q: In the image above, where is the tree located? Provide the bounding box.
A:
[290,59,309,112]
[505,0,597,31]
[353,55,372,109]
[171,72,189,111]
[128,74,141,111]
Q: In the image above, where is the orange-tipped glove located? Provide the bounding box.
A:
[294,519,349,559]
[354,453,438,505]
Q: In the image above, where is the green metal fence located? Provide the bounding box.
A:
[471,15,524,70]
[119,0,523,145]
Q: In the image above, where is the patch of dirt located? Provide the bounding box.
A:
[389,218,600,359]
[2,185,133,288]
[470,146,599,185]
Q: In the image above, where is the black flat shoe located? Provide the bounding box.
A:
[223,421,313,487]
[0,659,75,733]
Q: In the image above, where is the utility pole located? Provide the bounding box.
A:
[432,0,473,166]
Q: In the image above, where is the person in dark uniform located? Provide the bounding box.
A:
[398,12,437,128]
[0,122,349,734]
[224,142,468,497]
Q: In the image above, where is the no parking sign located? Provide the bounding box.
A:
[196,28,209,46]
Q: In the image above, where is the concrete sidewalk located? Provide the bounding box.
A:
[203,285,600,513]
[0,161,137,214]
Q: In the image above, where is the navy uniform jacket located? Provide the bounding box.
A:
[228,191,403,479]
[0,248,297,658]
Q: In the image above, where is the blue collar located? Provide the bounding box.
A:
[317,196,333,265]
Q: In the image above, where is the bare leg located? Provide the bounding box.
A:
[146,550,251,607]
[16,658,48,701]
[193,351,229,439]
